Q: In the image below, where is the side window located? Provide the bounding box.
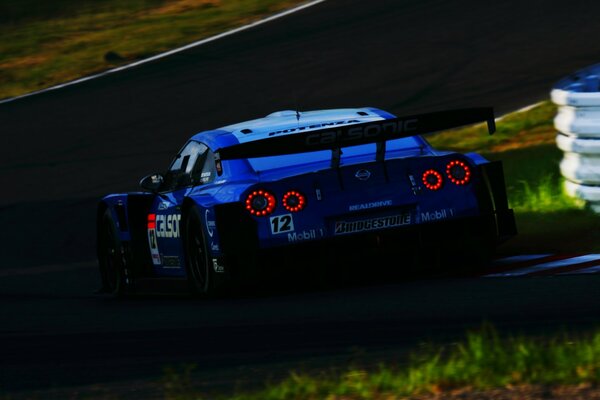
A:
[193,150,217,185]
[163,141,207,191]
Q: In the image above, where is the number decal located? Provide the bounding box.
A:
[270,214,295,234]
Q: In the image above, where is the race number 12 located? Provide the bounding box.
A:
[270,214,294,234]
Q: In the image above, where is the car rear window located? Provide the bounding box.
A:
[246,137,422,172]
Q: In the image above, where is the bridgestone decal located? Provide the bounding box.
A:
[334,213,411,235]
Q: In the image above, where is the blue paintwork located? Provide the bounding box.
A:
[100,107,490,278]
[553,62,600,92]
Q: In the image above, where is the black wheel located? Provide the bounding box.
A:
[184,208,224,296]
[98,209,129,296]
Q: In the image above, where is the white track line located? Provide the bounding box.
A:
[485,254,600,277]
[0,0,326,105]
[491,254,551,266]
[495,101,545,121]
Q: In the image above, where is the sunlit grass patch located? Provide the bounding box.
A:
[510,174,584,213]
[484,144,584,214]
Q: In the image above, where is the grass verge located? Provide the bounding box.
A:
[164,325,600,399]
[0,0,307,100]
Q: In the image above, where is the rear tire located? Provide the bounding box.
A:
[184,208,224,297]
[98,209,129,297]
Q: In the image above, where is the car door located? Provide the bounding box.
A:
[147,141,208,277]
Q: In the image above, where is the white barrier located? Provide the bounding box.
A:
[551,64,600,212]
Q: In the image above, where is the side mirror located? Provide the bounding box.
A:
[139,173,164,193]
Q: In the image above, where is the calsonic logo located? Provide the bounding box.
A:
[268,120,361,137]
[156,214,182,238]
[288,229,324,243]
[305,119,418,146]
[349,200,392,212]
[335,213,411,235]
[421,208,455,222]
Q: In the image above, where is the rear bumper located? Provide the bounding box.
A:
[214,160,516,266]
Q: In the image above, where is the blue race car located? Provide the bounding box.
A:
[97,107,516,296]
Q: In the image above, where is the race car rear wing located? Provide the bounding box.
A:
[216,107,495,165]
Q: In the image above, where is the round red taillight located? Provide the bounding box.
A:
[422,169,443,191]
[245,190,276,216]
[282,191,306,212]
[446,160,471,185]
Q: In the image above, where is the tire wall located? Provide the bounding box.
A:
[552,63,600,213]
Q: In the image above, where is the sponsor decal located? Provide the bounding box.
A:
[210,242,220,252]
[147,213,161,265]
[212,258,225,273]
[305,119,418,146]
[200,171,212,183]
[408,174,421,195]
[420,208,454,222]
[205,210,215,237]
[355,169,371,181]
[162,256,180,268]
[270,214,295,234]
[156,214,182,238]
[158,201,169,211]
[334,213,411,235]
[268,119,361,137]
[287,228,325,243]
[349,200,392,212]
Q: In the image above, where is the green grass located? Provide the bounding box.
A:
[0,0,306,99]
[163,325,600,399]
[486,144,582,214]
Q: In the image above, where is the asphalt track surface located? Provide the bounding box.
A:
[3,0,600,397]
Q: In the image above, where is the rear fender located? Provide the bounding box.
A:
[184,183,255,254]
[186,180,258,278]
